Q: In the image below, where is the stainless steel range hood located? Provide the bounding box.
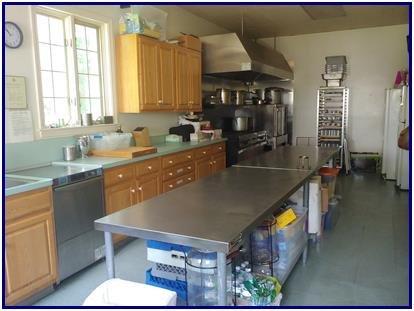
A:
[200,33,293,82]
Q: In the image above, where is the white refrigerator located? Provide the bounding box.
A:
[396,87,409,190]
[381,86,409,190]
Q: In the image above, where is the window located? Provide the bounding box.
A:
[34,8,108,129]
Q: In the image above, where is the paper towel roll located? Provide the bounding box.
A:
[308,178,322,235]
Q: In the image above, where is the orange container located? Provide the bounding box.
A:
[319,167,340,176]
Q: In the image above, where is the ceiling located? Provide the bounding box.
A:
[181,5,409,38]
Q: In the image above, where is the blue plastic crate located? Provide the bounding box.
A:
[146,268,187,302]
[147,240,192,253]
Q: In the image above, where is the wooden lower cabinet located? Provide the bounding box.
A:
[5,187,58,305]
[137,173,160,202]
[195,151,227,179]
[104,180,137,243]
[195,156,213,180]
[212,152,226,173]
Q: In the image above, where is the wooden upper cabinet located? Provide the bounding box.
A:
[116,34,201,113]
[157,43,175,110]
[188,51,202,112]
[175,47,190,111]
[139,37,159,110]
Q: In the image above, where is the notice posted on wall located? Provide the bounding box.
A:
[6,110,34,143]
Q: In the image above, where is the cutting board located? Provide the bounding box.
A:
[90,146,157,159]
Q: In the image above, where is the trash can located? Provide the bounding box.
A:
[82,278,177,306]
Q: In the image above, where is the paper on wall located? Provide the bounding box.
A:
[5,110,34,143]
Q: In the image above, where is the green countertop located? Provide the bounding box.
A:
[6,138,227,196]
[53,138,227,169]
[5,175,53,197]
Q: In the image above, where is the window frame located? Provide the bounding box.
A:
[30,5,117,138]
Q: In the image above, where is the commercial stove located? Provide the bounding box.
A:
[222,130,268,166]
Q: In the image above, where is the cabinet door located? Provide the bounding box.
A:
[158,44,175,110]
[188,51,202,112]
[195,157,212,180]
[104,180,136,243]
[212,152,226,174]
[5,211,57,305]
[175,48,190,110]
[137,174,160,202]
[139,38,159,110]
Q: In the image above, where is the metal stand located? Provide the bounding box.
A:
[217,252,227,306]
[302,181,310,265]
[104,231,115,279]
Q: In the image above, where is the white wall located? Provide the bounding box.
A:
[258,24,408,152]
[5,5,229,138]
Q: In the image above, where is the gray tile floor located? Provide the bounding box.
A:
[34,172,409,307]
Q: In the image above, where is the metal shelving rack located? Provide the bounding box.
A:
[317,86,349,168]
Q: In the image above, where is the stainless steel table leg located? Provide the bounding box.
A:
[217,252,227,306]
[104,231,115,279]
[302,239,308,265]
[303,181,310,208]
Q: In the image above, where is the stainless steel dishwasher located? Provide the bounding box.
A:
[14,164,105,282]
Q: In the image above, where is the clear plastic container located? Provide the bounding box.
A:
[250,218,278,276]
[186,249,232,306]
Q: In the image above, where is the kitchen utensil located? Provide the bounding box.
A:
[133,127,151,147]
[235,90,247,106]
[232,117,250,131]
[90,146,157,159]
[216,88,231,104]
[81,113,93,126]
[78,136,90,158]
[103,116,114,124]
[266,88,282,105]
[62,145,77,161]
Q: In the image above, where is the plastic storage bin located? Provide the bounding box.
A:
[146,269,187,305]
[147,240,192,268]
[275,207,307,241]
[324,199,340,230]
[83,278,177,306]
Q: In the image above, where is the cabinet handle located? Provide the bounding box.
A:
[219,147,222,150]
[118,174,123,179]
[169,172,173,176]
[158,99,163,104]
[169,160,173,164]
[138,186,143,191]
[187,155,192,159]
[187,166,192,170]
[130,188,136,193]
[209,162,213,165]
[213,161,217,164]
[188,177,192,181]
[202,151,207,155]
[147,166,152,170]
[169,184,174,188]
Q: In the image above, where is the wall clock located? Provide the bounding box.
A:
[5,21,23,49]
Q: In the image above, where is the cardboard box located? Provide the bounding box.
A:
[178,35,201,52]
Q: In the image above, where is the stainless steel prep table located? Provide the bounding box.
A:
[234,145,338,171]
[95,166,312,305]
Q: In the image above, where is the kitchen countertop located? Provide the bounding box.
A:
[6,139,227,196]
[235,146,338,172]
[5,175,53,197]
[53,138,227,169]
[95,166,312,253]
